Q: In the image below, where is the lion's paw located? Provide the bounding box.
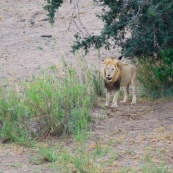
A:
[130,101,136,104]
[120,100,127,103]
[111,104,119,108]
[105,104,109,107]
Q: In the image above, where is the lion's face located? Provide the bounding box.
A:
[105,64,118,81]
[104,58,120,83]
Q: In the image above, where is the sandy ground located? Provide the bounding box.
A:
[0,0,173,173]
[0,0,120,83]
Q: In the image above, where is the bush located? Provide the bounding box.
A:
[44,0,173,58]
[138,49,173,98]
[0,60,102,144]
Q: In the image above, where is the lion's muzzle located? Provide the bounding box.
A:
[107,75,112,81]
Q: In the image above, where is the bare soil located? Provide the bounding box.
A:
[0,0,173,172]
[0,0,120,84]
[90,99,173,172]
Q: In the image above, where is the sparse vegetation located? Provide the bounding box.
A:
[32,139,105,173]
[138,49,173,98]
[0,58,103,145]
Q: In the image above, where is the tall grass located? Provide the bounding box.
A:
[0,58,104,145]
[138,52,173,99]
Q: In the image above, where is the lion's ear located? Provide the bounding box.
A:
[112,59,119,66]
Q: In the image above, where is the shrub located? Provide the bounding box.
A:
[138,49,173,98]
[0,60,102,144]
[44,0,173,58]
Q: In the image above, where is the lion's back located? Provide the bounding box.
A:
[120,64,137,86]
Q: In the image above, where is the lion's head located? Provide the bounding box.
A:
[103,58,122,83]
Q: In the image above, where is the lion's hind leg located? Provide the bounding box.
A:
[121,85,129,103]
[130,71,137,104]
[131,84,136,104]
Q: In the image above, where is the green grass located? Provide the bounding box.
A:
[119,163,168,173]
[38,141,169,173]
[138,58,173,99]
[6,162,23,168]
[0,58,104,145]
[36,143,104,173]
[39,146,59,162]
[139,147,169,173]
[140,163,168,173]
[92,141,111,157]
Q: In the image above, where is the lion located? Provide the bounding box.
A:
[103,58,137,107]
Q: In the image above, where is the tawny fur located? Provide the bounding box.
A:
[103,59,121,84]
[103,58,137,107]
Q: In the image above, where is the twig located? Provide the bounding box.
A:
[153,31,161,50]
[76,1,90,35]
[66,0,89,36]
[67,0,78,30]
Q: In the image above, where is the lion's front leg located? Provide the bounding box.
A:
[111,90,119,107]
[105,89,111,107]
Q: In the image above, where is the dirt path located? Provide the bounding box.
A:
[0,100,173,172]
[90,99,173,172]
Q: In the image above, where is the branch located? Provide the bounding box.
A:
[153,31,161,50]
[65,0,89,36]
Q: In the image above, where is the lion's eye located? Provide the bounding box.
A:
[112,68,115,71]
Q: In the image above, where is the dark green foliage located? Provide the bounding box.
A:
[138,49,173,98]
[156,49,173,85]
[44,0,173,58]
[44,0,63,24]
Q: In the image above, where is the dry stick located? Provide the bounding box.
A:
[76,1,90,35]
[67,3,77,30]
[66,0,79,15]
[73,19,84,36]
[67,0,80,30]
[52,2,80,59]
[153,31,161,50]
[66,0,89,37]
[128,5,141,27]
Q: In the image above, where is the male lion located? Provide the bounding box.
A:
[103,58,137,107]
